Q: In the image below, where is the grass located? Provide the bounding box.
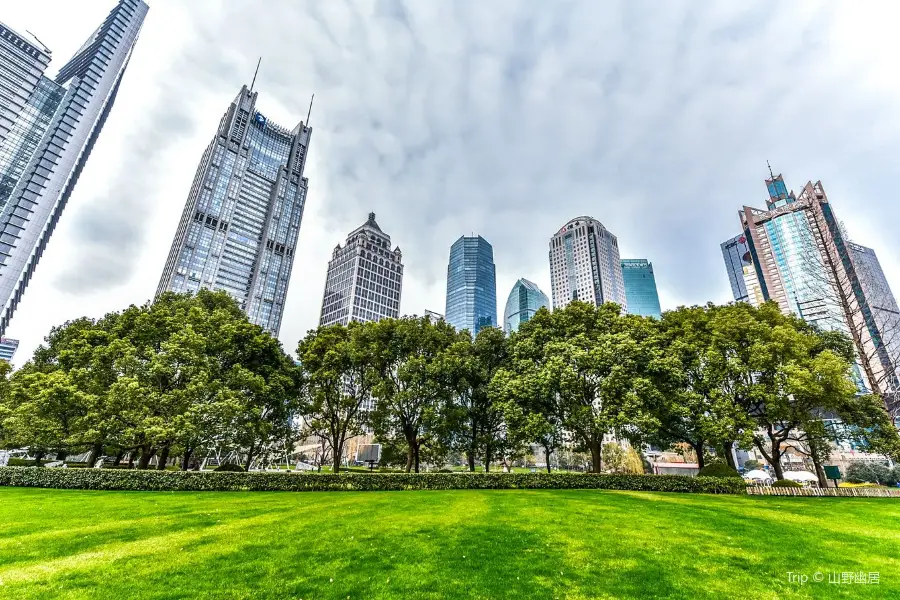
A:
[0,488,897,599]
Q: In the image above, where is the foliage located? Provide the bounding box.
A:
[602,442,625,473]
[845,461,899,486]
[697,463,741,478]
[213,463,245,472]
[0,466,747,494]
[771,479,803,488]
[0,290,300,470]
[742,459,762,471]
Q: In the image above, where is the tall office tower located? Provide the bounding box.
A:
[319,213,403,327]
[0,23,51,148]
[503,278,549,334]
[445,235,497,334]
[0,336,18,362]
[848,242,900,390]
[720,234,765,306]
[738,171,895,397]
[620,259,662,318]
[157,85,312,335]
[548,216,626,311]
[0,0,148,334]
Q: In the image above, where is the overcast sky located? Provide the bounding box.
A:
[3,0,900,364]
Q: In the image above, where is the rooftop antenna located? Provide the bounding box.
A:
[25,30,51,54]
[250,57,262,92]
[767,159,775,179]
[306,93,315,127]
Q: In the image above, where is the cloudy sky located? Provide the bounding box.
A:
[3,0,900,363]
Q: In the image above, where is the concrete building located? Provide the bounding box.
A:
[549,216,626,310]
[503,278,549,334]
[157,85,312,335]
[0,0,148,334]
[621,259,661,318]
[319,213,403,326]
[445,235,497,334]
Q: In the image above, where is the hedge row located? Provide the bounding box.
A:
[0,467,746,494]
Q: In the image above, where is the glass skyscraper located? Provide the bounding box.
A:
[0,0,148,334]
[0,23,51,149]
[737,172,895,395]
[503,278,549,334]
[548,216,626,311]
[621,259,661,318]
[445,235,497,334]
[157,85,312,336]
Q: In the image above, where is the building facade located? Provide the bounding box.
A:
[621,259,662,318]
[0,22,51,148]
[720,233,765,305]
[549,216,626,311]
[319,213,403,327]
[737,172,894,396]
[503,278,549,334]
[0,0,148,334]
[0,336,18,362]
[445,235,497,334]
[157,85,312,335]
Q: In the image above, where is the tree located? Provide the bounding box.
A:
[646,305,752,470]
[369,316,457,472]
[297,322,375,473]
[441,327,510,471]
[601,442,625,473]
[509,302,655,473]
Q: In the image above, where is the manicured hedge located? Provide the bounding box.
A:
[0,467,746,494]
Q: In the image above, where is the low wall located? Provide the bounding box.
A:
[747,485,900,497]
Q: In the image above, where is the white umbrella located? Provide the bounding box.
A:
[784,470,818,482]
[743,469,772,481]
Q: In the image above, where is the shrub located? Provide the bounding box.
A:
[845,461,894,485]
[771,479,803,488]
[214,463,245,472]
[697,463,741,479]
[742,460,761,471]
[0,467,746,495]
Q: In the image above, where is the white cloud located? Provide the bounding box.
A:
[4,0,900,364]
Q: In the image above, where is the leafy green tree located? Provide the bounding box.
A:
[369,316,457,472]
[601,442,625,473]
[297,322,376,473]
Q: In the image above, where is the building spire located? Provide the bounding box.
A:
[767,159,775,179]
[250,57,262,92]
[306,94,314,127]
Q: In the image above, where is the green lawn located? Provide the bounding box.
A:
[0,488,897,599]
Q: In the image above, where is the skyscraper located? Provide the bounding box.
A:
[319,213,403,326]
[621,259,662,318]
[737,171,894,396]
[445,235,497,334]
[503,278,549,334]
[0,0,148,334]
[0,23,51,148]
[548,216,626,311]
[157,85,312,335]
[0,337,18,362]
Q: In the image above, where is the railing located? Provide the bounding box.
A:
[748,485,900,497]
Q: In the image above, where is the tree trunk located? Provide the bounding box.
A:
[113,450,124,467]
[405,446,414,473]
[589,442,603,473]
[244,449,255,472]
[181,448,193,471]
[127,453,134,469]
[137,445,155,470]
[87,442,103,467]
[809,443,828,488]
[413,442,420,473]
[156,445,170,471]
[544,444,553,473]
[55,449,67,461]
[693,442,705,471]
[467,452,476,472]
[33,450,45,466]
[722,441,737,469]
[332,449,342,473]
